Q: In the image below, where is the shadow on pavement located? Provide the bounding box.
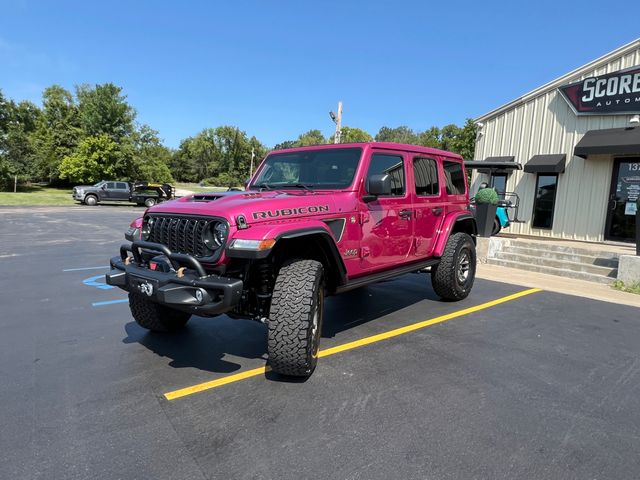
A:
[122,274,439,375]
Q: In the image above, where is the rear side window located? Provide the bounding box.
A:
[443,161,466,195]
[116,182,128,189]
[413,157,439,196]
[367,153,405,196]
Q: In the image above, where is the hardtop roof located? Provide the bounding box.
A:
[270,142,463,160]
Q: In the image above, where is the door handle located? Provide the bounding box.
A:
[399,209,413,219]
[431,207,444,216]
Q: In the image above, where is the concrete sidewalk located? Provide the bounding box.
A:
[477,262,640,308]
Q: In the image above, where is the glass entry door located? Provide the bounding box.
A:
[605,158,639,242]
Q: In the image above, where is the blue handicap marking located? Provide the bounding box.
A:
[83,274,114,290]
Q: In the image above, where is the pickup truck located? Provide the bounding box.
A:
[73,181,174,207]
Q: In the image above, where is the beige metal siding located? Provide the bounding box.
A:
[473,45,640,242]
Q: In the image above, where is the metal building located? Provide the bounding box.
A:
[472,38,640,244]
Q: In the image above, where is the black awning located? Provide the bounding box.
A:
[464,159,522,171]
[523,154,566,174]
[484,156,515,163]
[574,127,640,158]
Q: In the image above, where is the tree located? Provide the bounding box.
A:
[2,100,41,182]
[32,85,81,181]
[296,129,326,146]
[59,134,123,183]
[329,126,372,143]
[375,126,418,144]
[417,126,441,148]
[447,118,477,160]
[76,83,135,142]
[130,125,174,183]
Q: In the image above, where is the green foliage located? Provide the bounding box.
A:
[612,280,640,295]
[474,187,499,205]
[76,83,135,141]
[329,126,373,143]
[1,83,477,192]
[59,134,122,183]
[296,129,327,146]
[374,119,476,159]
[375,126,418,144]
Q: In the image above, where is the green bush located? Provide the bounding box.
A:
[475,187,499,205]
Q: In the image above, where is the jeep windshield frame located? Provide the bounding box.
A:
[249,147,363,191]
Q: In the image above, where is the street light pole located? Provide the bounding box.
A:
[334,101,342,144]
[250,147,255,177]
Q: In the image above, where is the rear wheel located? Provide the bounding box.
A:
[84,194,98,206]
[144,197,157,208]
[129,293,191,332]
[268,260,324,377]
[492,218,501,236]
[431,232,476,301]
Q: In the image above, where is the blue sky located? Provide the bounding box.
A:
[1,0,639,148]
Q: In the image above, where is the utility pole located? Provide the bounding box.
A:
[249,147,255,177]
[330,101,343,144]
[334,101,342,144]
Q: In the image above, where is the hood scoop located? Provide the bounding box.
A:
[189,193,223,202]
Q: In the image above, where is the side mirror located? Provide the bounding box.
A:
[101,184,107,190]
[364,174,392,202]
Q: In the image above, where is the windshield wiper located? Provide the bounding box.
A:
[253,182,272,191]
[279,183,314,191]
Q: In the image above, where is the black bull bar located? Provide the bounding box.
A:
[106,241,243,316]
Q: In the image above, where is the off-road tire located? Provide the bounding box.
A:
[268,260,324,377]
[144,197,157,208]
[431,232,476,301]
[491,218,501,236]
[84,194,98,206]
[128,293,191,332]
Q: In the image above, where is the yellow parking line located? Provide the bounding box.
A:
[164,288,542,400]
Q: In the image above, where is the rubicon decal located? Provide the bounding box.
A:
[559,66,640,115]
[252,205,330,220]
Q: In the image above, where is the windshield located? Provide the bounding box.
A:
[251,148,362,190]
[93,181,105,187]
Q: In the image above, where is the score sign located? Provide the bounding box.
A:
[559,66,640,115]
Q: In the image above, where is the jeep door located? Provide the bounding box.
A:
[359,150,414,272]
[411,156,445,257]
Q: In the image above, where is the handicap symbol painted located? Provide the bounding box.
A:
[83,274,114,290]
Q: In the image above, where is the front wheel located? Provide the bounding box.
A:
[84,194,98,206]
[431,232,476,301]
[129,293,191,332]
[268,260,324,377]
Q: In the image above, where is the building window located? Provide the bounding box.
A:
[413,157,439,196]
[367,153,405,196]
[532,174,558,229]
[490,173,507,198]
[443,161,466,195]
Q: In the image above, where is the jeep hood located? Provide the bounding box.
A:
[147,190,339,226]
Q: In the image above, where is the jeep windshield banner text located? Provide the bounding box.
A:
[106,142,477,378]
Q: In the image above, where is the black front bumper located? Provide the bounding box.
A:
[106,241,243,316]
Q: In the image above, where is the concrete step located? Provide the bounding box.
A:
[506,246,619,268]
[497,252,618,277]
[503,239,621,260]
[486,258,616,284]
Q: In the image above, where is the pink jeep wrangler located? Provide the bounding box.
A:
[107,143,477,377]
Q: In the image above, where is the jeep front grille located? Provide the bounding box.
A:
[146,215,215,259]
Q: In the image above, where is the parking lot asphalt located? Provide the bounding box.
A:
[1,206,640,480]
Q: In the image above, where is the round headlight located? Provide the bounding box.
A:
[141,217,154,240]
[214,222,228,246]
[203,222,228,250]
